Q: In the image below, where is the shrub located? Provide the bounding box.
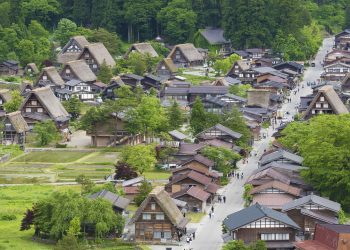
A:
[0,214,17,221]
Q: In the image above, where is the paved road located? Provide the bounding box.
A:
[151,37,333,250]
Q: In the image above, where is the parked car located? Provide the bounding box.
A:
[159,163,179,170]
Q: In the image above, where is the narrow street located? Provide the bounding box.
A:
[151,37,333,250]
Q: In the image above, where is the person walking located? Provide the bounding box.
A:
[192,232,196,240]
[223,196,226,203]
[211,206,214,213]
[209,211,212,219]
[241,172,244,179]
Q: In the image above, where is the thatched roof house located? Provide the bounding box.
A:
[36,66,65,87]
[61,60,96,82]
[57,36,90,64]
[167,43,204,67]
[125,43,159,57]
[78,43,115,68]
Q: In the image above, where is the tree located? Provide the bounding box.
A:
[157,0,197,43]
[97,60,113,84]
[4,90,23,112]
[75,174,95,194]
[20,209,34,231]
[279,114,350,211]
[88,28,122,56]
[222,240,247,250]
[229,84,252,98]
[201,146,241,175]
[167,101,185,130]
[67,217,81,237]
[21,0,60,27]
[54,235,83,250]
[189,97,207,135]
[16,39,35,65]
[63,96,82,120]
[114,162,138,180]
[243,184,253,207]
[121,144,157,174]
[33,120,61,146]
[345,5,350,29]
[134,181,152,206]
[213,54,241,76]
[54,18,78,46]
[0,2,11,27]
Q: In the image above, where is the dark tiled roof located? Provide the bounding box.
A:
[89,189,130,210]
[300,209,338,224]
[172,186,210,202]
[223,203,300,231]
[260,149,303,166]
[188,86,229,94]
[182,154,214,168]
[178,143,205,155]
[197,123,242,140]
[221,93,247,102]
[282,195,341,213]
[168,130,188,140]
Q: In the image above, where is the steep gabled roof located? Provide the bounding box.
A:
[88,189,130,210]
[250,180,302,197]
[57,36,90,64]
[160,58,178,73]
[168,43,204,62]
[64,60,96,82]
[171,164,219,178]
[260,149,303,166]
[181,154,214,168]
[282,194,341,213]
[21,87,69,122]
[130,186,189,228]
[223,203,300,231]
[246,168,291,186]
[199,28,229,45]
[0,89,12,102]
[38,67,65,86]
[81,43,115,67]
[172,186,210,202]
[6,111,29,133]
[303,85,348,119]
[26,63,39,74]
[127,43,158,57]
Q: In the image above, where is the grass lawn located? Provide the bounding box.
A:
[179,73,215,85]
[143,170,171,180]
[82,152,119,164]
[0,185,80,250]
[14,151,92,163]
[187,212,206,223]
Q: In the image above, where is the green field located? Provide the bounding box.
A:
[14,151,92,163]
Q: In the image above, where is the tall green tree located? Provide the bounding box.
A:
[97,61,113,84]
[62,96,82,120]
[33,120,61,146]
[16,40,35,65]
[54,18,78,46]
[4,90,23,113]
[121,144,157,174]
[190,97,207,135]
[134,181,153,206]
[167,101,185,130]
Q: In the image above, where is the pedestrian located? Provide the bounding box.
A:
[218,196,222,203]
[212,212,215,218]
[209,211,212,219]
[211,206,214,213]
[223,196,226,203]
[192,232,196,239]
[236,173,239,179]
[241,172,244,179]
[186,236,190,244]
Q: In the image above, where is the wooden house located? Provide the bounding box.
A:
[156,58,178,78]
[60,60,96,83]
[19,82,33,97]
[57,36,90,64]
[78,43,115,74]
[180,154,214,172]
[168,130,188,142]
[223,203,300,249]
[91,81,106,93]
[20,87,70,130]
[172,164,220,183]
[324,50,350,65]
[247,89,273,109]
[335,29,350,50]
[273,61,304,75]
[0,89,12,111]
[322,62,350,81]
[254,58,274,67]
[0,60,19,76]
[102,77,125,100]
[165,170,219,198]
[171,186,210,212]
[122,176,144,200]
[302,85,348,120]
[245,48,265,59]
[125,43,158,58]
[35,66,65,89]
[24,63,39,77]
[227,60,250,78]
[197,122,241,141]
[188,86,229,103]
[87,112,143,147]
[142,74,162,90]
[190,96,230,114]
[282,195,341,240]
[196,28,231,55]
[167,43,204,68]
[219,93,247,108]
[212,77,241,86]
[120,73,144,88]
[130,186,189,243]
[249,180,302,210]
[259,149,303,167]
[295,224,350,250]
[2,111,29,145]
[88,189,130,214]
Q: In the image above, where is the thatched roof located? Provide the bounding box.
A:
[38,67,65,86]
[21,87,69,122]
[159,58,178,73]
[0,89,12,102]
[57,36,90,64]
[81,43,115,67]
[64,60,96,82]
[127,43,158,57]
[130,186,189,228]
[303,85,348,119]
[26,63,39,74]
[168,43,204,62]
[6,111,29,133]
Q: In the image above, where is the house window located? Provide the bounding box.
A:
[153,231,171,239]
[142,213,151,220]
[156,213,164,220]
[66,69,70,74]
[161,65,166,69]
[261,233,289,241]
[83,87,87,90]
[316,103,321,108]
[85,53,89,58]
[37,108,43,113]
[239,74,243,77]
[93,64,97,69]
[31,100,37,105]
[76,87,81,91]
[28,68,31,72]
[0,99,2,104]
[320,96,325,102]
[312,109,315,114]
[323,103,329,108]
[151,203,156,210]
[26,108,31,112]
[5,123,11,129]
[153,231,161,239]
[139,230,144,236]
[42,75,47,80]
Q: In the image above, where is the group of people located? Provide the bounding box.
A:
[186,232,196,244]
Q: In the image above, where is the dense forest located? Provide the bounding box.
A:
[0,0,350,65]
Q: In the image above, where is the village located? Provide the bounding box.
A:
[0,16,350,250]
